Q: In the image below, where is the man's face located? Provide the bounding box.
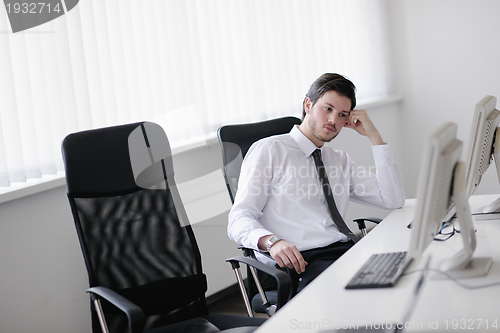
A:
[302,90,352,147]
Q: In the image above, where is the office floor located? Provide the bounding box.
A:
[207,287,268,319]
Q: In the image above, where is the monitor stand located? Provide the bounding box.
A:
[434,163,493,280]
[473,129,500,218]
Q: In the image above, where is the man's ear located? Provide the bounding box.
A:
[304,97,312,115]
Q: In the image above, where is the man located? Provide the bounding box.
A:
[228,73,405,293]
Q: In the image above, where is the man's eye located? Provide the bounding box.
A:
[340,113,347,118]
[325,107,332,111]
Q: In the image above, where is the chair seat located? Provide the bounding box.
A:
[203,314,266,330]
[145,317,219,333]
[115,275,208,315]
[145,315,265,333]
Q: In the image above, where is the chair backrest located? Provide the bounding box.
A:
[62,122,208,332]
[217,116,302,203]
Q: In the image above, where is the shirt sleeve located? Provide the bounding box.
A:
[227,141,274,250]
[349,142,406,209]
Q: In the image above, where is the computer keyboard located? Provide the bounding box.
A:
[345,252,407,289]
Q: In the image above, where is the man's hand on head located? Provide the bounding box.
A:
[344,109,384,145]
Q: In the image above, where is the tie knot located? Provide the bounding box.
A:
[312,149,322,163]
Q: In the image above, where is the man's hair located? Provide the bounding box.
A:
[302,73,357,121]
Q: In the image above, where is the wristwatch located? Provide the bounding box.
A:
[266,236,283,252]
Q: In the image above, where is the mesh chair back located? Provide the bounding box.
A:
[62,122,208,332]
[217,116,302,203]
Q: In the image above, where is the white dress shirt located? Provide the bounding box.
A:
[228,125,405,257]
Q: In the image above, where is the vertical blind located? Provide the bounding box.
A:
[0,0,393,187]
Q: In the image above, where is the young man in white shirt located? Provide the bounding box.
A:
[228,73,405,293]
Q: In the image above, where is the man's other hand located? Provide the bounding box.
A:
[269,240,307,274]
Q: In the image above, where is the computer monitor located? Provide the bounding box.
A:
[440,95,500,222]
[410,122,492,279]
[463,95,500,213]
[409,122,462,258]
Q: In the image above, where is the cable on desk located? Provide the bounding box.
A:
[433,222,456,241]
[433,221,477,242]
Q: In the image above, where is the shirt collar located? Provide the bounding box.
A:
[290,125,324,157]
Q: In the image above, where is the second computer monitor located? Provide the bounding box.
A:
[465,95,500,195]
[440,95,500,222]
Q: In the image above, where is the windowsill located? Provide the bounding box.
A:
[357,94,402,110]
[0,171,67,205]
[0,94,402,206]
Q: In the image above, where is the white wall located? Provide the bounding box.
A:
[0,186,91,333]
[388,0,500,198]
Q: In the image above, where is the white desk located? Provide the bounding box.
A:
[255,194,500,332]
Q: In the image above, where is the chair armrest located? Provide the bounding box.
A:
[237,245,274,261]
[353,217,383,230]
[87,286,145,333]
[226,256,292,310]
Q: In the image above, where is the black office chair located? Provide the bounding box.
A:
[62,121,270,333]
[217,116,382,316]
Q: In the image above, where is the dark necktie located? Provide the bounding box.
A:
[311,149,361,243]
